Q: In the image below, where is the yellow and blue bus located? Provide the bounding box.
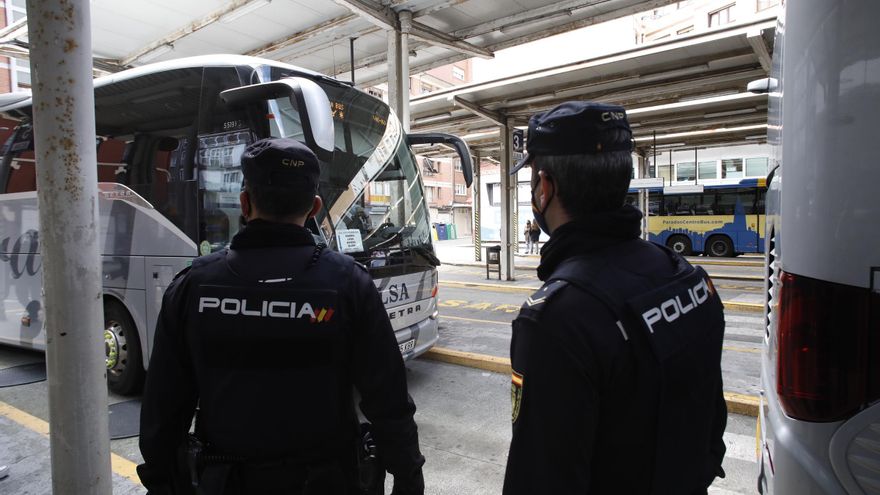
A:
[627,178,766,257]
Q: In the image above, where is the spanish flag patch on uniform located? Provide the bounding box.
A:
[511,370,524,423]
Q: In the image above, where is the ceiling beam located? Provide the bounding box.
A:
[747,29,772,72]
[334,0,493,59]
[119,0,267,66]
[332,0,398,30]
[408,21,493,59]
[247,14,358,57]
[0,16,28,43]
[453,96,505,126]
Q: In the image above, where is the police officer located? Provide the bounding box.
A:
[138,137,425,495]
[502,102,727,494]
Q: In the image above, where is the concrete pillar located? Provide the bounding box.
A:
[26,0,112,493]
[500,119,516,281]
[473,151,481,262]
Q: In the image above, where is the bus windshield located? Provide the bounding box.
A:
[264,68,433,264]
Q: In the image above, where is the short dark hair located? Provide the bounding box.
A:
[532,135,632,218]
[245,182,315,220]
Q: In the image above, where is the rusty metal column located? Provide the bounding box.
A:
[398,10,412,132]
[387,26,403,121]
[637,153,649,240]
[500,119,516,281]
[473,151,481,262]
[26,1,112,493]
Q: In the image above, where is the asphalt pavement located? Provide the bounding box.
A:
[0,236,766,494]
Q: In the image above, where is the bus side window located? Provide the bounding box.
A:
[6,150,35,193]
[96,138,127,182]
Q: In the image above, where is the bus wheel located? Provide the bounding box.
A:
[707,236,734,257]
[104,300,145,396]
[666,235,692,256]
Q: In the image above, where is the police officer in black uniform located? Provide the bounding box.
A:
[502,102,727,494]
[138,137,425,495]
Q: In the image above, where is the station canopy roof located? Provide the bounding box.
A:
[0,1,776,157]
[409,17,776,159]
[0,0,688,86]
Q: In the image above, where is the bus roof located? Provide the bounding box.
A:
[0,54,345,115]
[628,177,766,194]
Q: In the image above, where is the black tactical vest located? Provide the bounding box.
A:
[544,239,726,494]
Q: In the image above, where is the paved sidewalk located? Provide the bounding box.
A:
[0,401,143,494]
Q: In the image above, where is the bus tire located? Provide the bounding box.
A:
[104,300,145,396]
[666,235,692,256]
[706,235,734,257]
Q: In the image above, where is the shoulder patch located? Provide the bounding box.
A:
[523,279,569,309]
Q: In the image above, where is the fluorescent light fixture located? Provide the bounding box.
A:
[745,134,767,140]
[634,124,769,142]
[136,43,173,63]
[630,178,664,189]
[639,64,709,83]
[460,130,498,141]
[220,0,271,23]
[664,185,705,195]
[651,142,687,149]
[703,108,757,119]
[413,112,453,125]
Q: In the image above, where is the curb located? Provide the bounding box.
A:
[442,261,764,281]
[421,347,760,417]
[438,281,764,313]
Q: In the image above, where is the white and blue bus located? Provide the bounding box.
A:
[0,55,471,394]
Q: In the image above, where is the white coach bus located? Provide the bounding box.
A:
[756,0,880,493]
[0,55,471,394]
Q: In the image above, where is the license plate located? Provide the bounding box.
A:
[398,339,415,354]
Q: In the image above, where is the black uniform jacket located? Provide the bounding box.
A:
[138,220,424,492]
[503,206,727,495]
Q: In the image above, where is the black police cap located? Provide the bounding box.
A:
[510,101,634,175]
[241,137,320,189]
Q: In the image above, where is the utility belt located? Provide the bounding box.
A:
[183,423,384,495]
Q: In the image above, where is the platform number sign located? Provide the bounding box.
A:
[512,128,524,162]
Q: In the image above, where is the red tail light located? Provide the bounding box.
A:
[776,271,879,422]
[431,285,438,298]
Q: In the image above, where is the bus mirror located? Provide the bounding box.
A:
[747,77,778,94]
[220,77,335,161]
[406,133,473,187]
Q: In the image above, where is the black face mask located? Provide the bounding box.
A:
[531,173,554,235]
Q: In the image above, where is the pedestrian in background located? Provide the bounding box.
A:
[524,220,533,253]
[528,221,541,254]
[503,101,727,494]
[138,137,425,495]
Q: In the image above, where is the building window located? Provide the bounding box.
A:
[452,66,465,81]
[745,157,769,177]
[676,162,696,181]
[708,4,735,27]
[698,161,717,180]
[455,183,466,196]
[487,183,501,206]
[454,158,462,171]
[756,0,779,11]
[425,187,434,203]
[721,158,743,178]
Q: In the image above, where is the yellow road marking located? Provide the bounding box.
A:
[723,345,761,354]
[440,314,510,325]
[0,400,143,486]
[421,347,761,417]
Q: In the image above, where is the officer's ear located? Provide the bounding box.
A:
[307,195,323,219]
[537,170,555,208]
[239,190,252,219]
